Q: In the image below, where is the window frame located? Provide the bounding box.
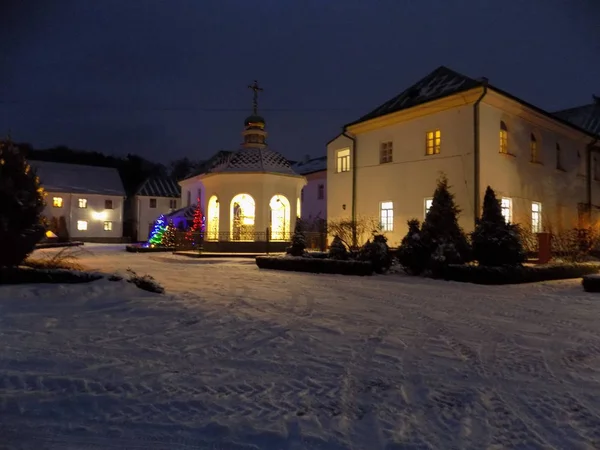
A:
[336,148,351,173]
[379,141,393,164]
[169,199,177,209]
[379,201,394,232]
[531,202,542,233]
[499,121,508,154]
[425,130,441,155]
[103,221,113,231]
[104,199,113,209]
[149,198,157,208]
[52,197,63,208]
[78,198,88,209]
[500,197,512,223]
[77,220,88,231]
[317,184,325,200]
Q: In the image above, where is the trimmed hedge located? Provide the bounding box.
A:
[256,256,373,276]
[125,245,175,253]
[0,267,103,284]
[437,263,600,285]
[582,274,600,292]
[36,241,84,249]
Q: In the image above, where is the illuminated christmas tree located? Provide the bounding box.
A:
[148,215,167,247]
[185,199,205,247]
[161,221,177,247]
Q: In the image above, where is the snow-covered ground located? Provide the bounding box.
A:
[1,244,600,449]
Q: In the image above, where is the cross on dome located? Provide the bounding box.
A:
[247,80,263,115]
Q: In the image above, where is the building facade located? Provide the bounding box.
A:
[132,177,181,241]
[327,66,600,247]
[292,155,327,224]
[31,161,126,241]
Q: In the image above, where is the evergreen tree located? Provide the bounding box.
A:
[57,216,69,242]
[148,215,167,246]
[287,218,307,256]
[185,199,205,247]
[421,174,471,265]
[472,186,525,266]
[359,234,392,273]
[328,235,348,260]
[0,139,46,267]
[161,221,177,247]
[397,219,429,274]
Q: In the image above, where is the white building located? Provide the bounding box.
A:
[292,155,327,224]
[131,177,180,241]
[31,160,126,241]
[327,66,600,247]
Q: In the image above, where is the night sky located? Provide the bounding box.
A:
[1,0,599,164]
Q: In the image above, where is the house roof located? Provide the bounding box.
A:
[553,101,600,138]
[292,155,327,175]
[136,177,180,198]
[30,160,125,196]
[205,147,300,176]
[345,65,597,139]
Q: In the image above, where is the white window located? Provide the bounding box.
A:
[169,199,177,209]
[380,141,393,164]
[499,121,508,154]
[78,198,87,208]
[103,221,113,231]
[336,148,351,173]
[501,197,512,223]
[531,202,542,233]
[53,197,63,208]
[77,220,88,231]
[380,201,393,231]
[424,198,433,218]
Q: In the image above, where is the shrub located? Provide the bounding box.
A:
[471,186,525,267]
[397,219,429,275]
[23,246,90,271]
[327,216,381,250]
[582,274,600,292]
[421,174,471,266]
[0,266,102,284]
[0,139,46,267]
[126,268,165,293]
[329,235,348,260]
[359,234,392,273]
[438,262,599,285]
[256,256,373,276]
[287,218,307,256]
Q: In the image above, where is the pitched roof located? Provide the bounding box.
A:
[348,66,482,126]
[553,101,600,137]
[183,150,233,180]
[206,147,300,176]
[292,155,327,175]
[136,177,180,198]
[30,160,125,196]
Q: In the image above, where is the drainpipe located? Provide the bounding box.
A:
[342,129,357,248]
[473,79,489,226]
[586,136,599,219]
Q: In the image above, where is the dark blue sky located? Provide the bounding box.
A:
[1,0,598,164]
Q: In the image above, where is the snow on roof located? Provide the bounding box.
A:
[292,156,326,175]
[208,147,300,176]
[30,160,125,196]
[554,102,600,137]
[136,177,180,198]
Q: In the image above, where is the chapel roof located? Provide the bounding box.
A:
[207,147,299,176]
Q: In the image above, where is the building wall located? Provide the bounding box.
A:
[134,195,179,241]
[43,192,124,239]
[327,103,476,247]
[300,170,327,223]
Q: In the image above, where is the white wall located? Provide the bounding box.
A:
[43,192,124,239]
[300,170,327,222]
[134,196,179,241]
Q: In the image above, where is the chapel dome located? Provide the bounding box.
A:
[208,147,298,176]
[244,115,266,127]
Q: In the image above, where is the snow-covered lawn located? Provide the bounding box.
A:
[1,244,600,449]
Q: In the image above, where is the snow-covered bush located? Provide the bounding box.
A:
[0,139,46,267]
[359,234,392,273]
[328,235,348,260]
[471,186,525,267]
[397,219,429,275]
[126,268,165,294]
[582,274,600,292]
[286,218,307,256]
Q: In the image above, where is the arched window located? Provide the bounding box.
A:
[230,194,255,241]
[207,195,219,241]
[269,195,291,241]
[499,121,508,154]
[530,133,539,163]
[297,197,301,219]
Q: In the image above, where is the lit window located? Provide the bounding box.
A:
[380,201,393,231]
[77,220,88,231]
[103,221,113,231]
[149,198,157,208]
[336,148,351,173]
[317,184,324,200]
[78,198,87,208]
[169,199,177,209]
[501,198,512,223]
[556,143,563,170]
[530,133,538,163]
[425,198,433,218]
[380,141,393,164]
[105,199,113,209]
[52,197,63,208]
[531,202,542,233]
[499,121,508,154]
[426,130,441,155]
